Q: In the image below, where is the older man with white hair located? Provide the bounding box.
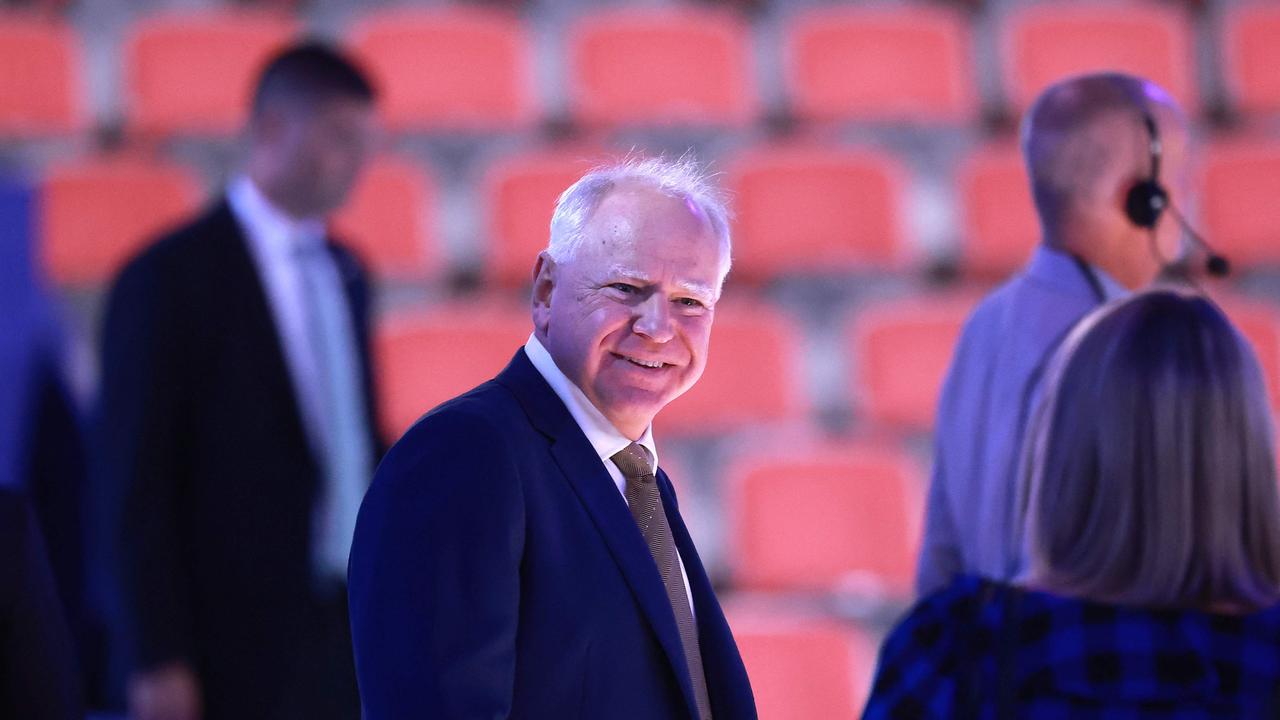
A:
[348,157,757,719]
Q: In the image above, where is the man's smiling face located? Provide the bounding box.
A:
[532,181,727,440]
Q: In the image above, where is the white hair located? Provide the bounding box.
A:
[545,154,733,281]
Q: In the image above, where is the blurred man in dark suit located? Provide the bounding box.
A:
[98,42,382,720]
[349,157,756,719]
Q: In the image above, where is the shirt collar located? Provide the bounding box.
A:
[524,333,658,473]
[227,175,327,255]
[1026,244,1129,302]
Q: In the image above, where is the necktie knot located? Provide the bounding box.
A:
[610,443,654,483]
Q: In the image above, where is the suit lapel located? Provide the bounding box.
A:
[212,201,319,475]
[496,351,701,718]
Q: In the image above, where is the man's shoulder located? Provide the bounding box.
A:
[114,202,236,283]
[389,378,531,457]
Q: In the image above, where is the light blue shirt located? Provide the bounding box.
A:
[916,245,1127,596]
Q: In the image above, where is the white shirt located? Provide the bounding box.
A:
[226,175,334,453]
[524,333,696,618]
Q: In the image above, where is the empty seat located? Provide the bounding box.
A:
[726,610,877,720]
[332,156,438,281]
[1000,4,1196,114]
[39,156,202,286]
[0,15,82,137]
[785,5,977,124]
[658,301,802,435]
[483,147,609,286]
[124,11,297,135]
[1222,4,1280,118]
[1199,137,1280,269]
[956,143,1038,279]
[726,145,910,281]
[726,442,923,596]
[375,301,529,439]
[568,7,755,128]
[351,7,533,131]
[1216,296,1280,411]
[849,295,978,432]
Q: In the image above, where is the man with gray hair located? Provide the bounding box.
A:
[916,72,1193,596]
[348,156,756,719]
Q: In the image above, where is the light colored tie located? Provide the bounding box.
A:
[295,241,371,582]
[611,443,713,720]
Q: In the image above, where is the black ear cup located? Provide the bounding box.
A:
[1124,179,1168,229]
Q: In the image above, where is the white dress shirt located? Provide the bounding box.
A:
[227,175,333,452]
[524,333,696,617]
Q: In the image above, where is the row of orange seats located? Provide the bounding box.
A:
[35,137,1280,287]
[371,293,1280,442]
[3,3,1280,137]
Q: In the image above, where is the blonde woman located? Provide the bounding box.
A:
[865,290,1280,718]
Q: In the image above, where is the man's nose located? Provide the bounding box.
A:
[632,295,674,343]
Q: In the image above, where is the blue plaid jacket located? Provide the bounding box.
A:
[863,576,1280,719]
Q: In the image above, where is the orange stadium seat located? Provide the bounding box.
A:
[568,7,755,128]
[483,147,612,286]
[849,295,977,432]
[726,611,877,719]
[1199,137,1280,269]
[375,301,530,440]
[1223,4,1280,118]
[1215,296,1280,411]
[0,15,82,136]
[785,5,977,124]
[726,442,923,596]
[658,301,802,436]
[124,11,297,135]
[39,156,202,286]
[332,157,438,281]
[1001,3,1196,114]
[726,145,910,281]
[351,7,533,131]
[956,143,1038,279]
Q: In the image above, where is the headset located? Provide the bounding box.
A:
[1124,109,1230,278]
[1075,106,1230,304]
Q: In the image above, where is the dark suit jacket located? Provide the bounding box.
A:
[97,200,381,719]
[348,349,756,719]
[0,488,82,720]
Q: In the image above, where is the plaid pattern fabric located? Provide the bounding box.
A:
[863,575,1280,719]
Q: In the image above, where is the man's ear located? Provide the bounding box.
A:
[531,252,556,335]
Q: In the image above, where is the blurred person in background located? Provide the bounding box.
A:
[865,290,1280,717]
[0,180,85,718]
[348,157,757,719]
[916,72,1193,595]
[97,42,382,720]
[0,488,83,719]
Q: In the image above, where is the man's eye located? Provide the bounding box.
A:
[676,297,704,308]
[610,283,637,294]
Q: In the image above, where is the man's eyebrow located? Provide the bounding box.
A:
[604,266,716,299]
[606,265,652,283]
[675,279,716,298]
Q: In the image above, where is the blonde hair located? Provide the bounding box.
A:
[1019,290,1280,610]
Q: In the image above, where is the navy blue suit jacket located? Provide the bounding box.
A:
[349,350,756,719]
